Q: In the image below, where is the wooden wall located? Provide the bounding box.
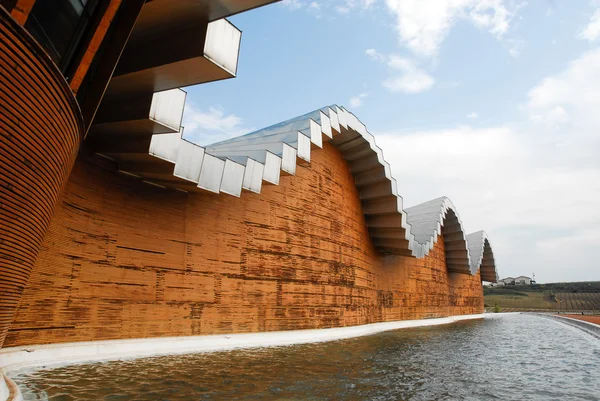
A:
[5,143,483,347]
[0,9,83,348]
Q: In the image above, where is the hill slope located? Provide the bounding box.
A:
[484,282,600,312]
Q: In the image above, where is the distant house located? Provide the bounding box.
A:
[491,276,535,286]
[514,276,533,285]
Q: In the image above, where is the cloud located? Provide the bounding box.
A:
[281,0,303,10]
[335,5,350,14]
[507,38,525,57]
[365,48,386,62]
[374,47,600,282]
[469,0,511,36]
[466,112,479,119]
[525,47,600,134]
[360,0,376,7]
[181,104,252,146]
[283,0,373,16]
[579,8,600,41]
[383,70,435,93]
[349,93,368,108]
[339,0,376,10]
[383,0,516,57]
[368,52,435,93]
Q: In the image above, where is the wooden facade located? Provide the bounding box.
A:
[0,7,83,347]
[1,0,486,352]
[5,143,483,347]
[0,0,144,349]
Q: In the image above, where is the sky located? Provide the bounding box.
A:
[181,0,600,284]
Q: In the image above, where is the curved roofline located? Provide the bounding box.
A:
[466,230,499,282]
[146,103,499,280]
[404,197,472,274]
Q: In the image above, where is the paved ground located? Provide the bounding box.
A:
[562,315,600,325]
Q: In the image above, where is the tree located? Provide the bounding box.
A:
[493,301,501,313]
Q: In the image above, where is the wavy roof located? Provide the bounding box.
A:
[466,231,499,282]
[143,103,499,281]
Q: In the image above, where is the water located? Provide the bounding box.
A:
[12,314,600,400]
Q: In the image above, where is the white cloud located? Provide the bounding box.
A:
[365,48,386,62]
[383,70,435,93]
[308,2,321,11]
[349,93,368,108]
[383,0,516,57]
[579,8,600,41]
[469,0,510,36]
[529,105,569,127]
[508,38,525,57]
[374,48,600,282]
[526,47,600,133]
[466,112,479,119]
[371,54,435,93]
[335,5,350,14]
[376,124,600,282]
[281,0,303,10]
[283,0,373,15]
[181,104,252,146]
[341,0,376,10]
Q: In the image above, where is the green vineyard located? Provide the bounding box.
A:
[484,283,600,313]
[555,292,600,311]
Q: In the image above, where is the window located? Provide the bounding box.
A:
[25,0,100,75]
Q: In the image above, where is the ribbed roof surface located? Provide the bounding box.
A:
[466,231,498,282]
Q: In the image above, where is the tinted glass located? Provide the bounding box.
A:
[25,0,92,73]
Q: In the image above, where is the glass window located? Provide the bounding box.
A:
[25,0,99,75]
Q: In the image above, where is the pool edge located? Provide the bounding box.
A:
[1,313,486,400]
[0,372,20,401]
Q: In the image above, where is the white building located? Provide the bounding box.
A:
[495,276,533,285]
[514,276,533,285]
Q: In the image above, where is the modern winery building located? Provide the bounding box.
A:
[0,1,498,396]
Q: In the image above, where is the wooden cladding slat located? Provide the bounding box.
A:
[0,9,83,348]
[5,144,483,348]
[9,0,33,25]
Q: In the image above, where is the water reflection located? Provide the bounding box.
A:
[13,314,600,400]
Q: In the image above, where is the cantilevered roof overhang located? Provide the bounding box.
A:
[102,0,278,97]
[139,0,280,28]
[107,18,241,95]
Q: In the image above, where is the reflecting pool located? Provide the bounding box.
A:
[13,314,600,400]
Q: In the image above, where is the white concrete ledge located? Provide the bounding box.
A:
[0,373,9,401]
[0,372,18,401]
[1,314,485,401]
[553,315,600,338]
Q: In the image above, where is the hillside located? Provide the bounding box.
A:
[484,282,600,313]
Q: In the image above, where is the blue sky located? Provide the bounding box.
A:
[182,0,600,283]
